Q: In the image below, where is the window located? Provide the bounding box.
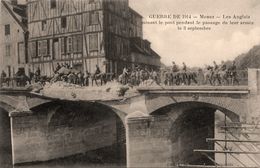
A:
[67,37,73,53]
[73,35,83,53]
[77,35,83,52]
[38,41,42,57]
[18,42,25,64]
[61,37,67,54]
[90,12,99,25]
[29,41,37,58]
[41,40,48,56]
[50,0,56,9]
[5,44,11,57]
[5,24,10,35]
[42,20,47,31]
[89,33,98,52]
[61,16,67,28]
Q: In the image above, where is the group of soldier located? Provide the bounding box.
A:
[119,66,159,86]
[53,63,92,86]
[0,59,239,88]
[162,60,239,86]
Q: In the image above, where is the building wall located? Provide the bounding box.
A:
[0,2,26,77]
[27,0,160,76]
[27,0,106,74]
[129,8,143,38]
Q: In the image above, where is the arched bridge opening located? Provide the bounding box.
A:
[127,101,240,167]
[152,102,240,166]
[11,100,126,166]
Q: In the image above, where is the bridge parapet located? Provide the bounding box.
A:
[248,69,260,94]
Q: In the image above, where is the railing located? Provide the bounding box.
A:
[152,70,248,87]
[0,77,28,89]
[0,70,249,90]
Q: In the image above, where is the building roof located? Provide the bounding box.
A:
[130,37,160,58]
[1,0,27,32]
[129,7,143,18]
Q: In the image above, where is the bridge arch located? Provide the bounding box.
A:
[14,100,127,165]
[146,101,240,165]
[151,101,240,122]
[0,101,15,113]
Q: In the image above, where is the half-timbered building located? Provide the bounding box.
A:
[27,0,160,76]
[0,0,28,78]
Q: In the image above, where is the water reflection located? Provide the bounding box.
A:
[1,156,126,168]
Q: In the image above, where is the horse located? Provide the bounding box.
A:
[204,68,214,85]
[175,71,194,85]
[211,69,222,85]
[15,74,29,87]
[185,71,198,85]
[218,69,229,85]
[91,73,107,86]
[118,72,129,85]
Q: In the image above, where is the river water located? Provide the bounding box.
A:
[1,153,126,168]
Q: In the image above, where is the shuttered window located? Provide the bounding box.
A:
[89,34,98,52]
[38,41,42,57]
[29,42,37,58]
[61,37,67,54]
[5,44,11,57]
[41,40,48,56]
[67,37,73,53]
[90,12,99,25]
[5,24,10,35]
[61,16,67,28]
[73,35,83,52]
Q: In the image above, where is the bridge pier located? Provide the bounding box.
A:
[248,69,260,122]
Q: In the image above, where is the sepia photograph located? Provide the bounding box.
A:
[0,0,260,167]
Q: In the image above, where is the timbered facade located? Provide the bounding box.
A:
[27,0,160,76]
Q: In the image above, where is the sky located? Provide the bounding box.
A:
[129,0,260,67]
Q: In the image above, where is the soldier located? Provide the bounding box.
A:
[35,67,41,82]
[122,67,129,85]
[182,62,187,72]
[94,65,101,76]
[213,61,221,85]
[213,61,219,71]
[229,61,238,85]
[220,60,227,71]
[1,70,7,87]
[35,67,41,76]
[172,61,179,73]
[84,70,90,86]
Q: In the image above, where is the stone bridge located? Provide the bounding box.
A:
[0,69,260,167]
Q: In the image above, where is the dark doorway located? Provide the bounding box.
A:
[0,108,12,167]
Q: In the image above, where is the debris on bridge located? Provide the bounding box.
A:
[39,81,141,101]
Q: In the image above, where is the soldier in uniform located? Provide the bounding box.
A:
[182,62,187,85]
[229,61,238,85]
[94,65,101,76]
[84,70,90,86]
[1,70,7,87]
